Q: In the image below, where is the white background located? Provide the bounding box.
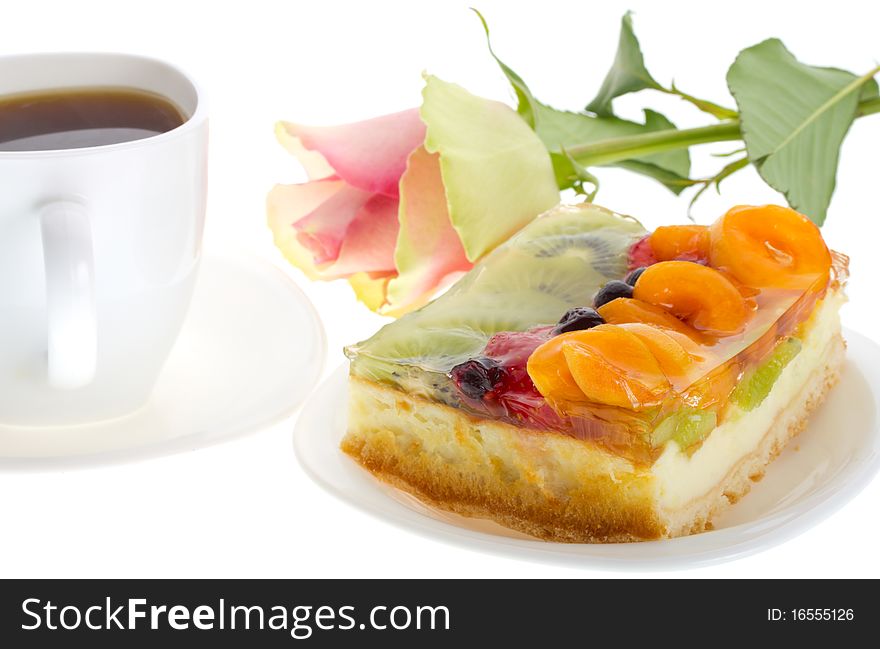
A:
[1,0,878,578]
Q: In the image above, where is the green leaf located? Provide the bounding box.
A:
[669,82,740,120]
[474,11,690,194]
[551,149,599,199]
[586,12,661,116]
[712,147,747,158]
[471,8,537,128]
[857,79,880,117]
[687,155,749,215]
[420,75,560,261]
[727,38,880,224]
[638,109,692,180]
[614,160,693,195]
[859,77,879,101]
[582,12,737,120]
[534,104,691,194]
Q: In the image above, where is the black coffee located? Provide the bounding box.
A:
[0,86,186,152]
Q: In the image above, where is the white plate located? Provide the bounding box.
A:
[293,327,880,570]
[0,253,325,470]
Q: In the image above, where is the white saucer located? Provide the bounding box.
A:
[0,253,325,470]
[293,327,880,570]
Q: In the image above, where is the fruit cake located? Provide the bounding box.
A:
[341,203,847,542]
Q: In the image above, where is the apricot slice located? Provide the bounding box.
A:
[616,322,700,380]
[649,225,710,262]
[562,325,671,410]
[709,205,832,290]
[562,326,671,410]
[597,297,706,342]
[633,261,749,336]
[527,335,585,404]
[528,326,672,410]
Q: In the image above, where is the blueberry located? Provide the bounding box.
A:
[624,266,648,287]
[593,280,633,309]
[450,357,504,400]
[552,307,605,335]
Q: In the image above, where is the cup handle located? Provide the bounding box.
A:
[40,200,97,389]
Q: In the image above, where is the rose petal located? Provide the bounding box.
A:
[420,75,559,260]
[348,272,394,312]
[277,108,425,198]
[268,179,346,280]
[329,193,400,276]
[293,181,373,265]
[267,179,399,280]
[384,146,471,314]
[275,122,335,180]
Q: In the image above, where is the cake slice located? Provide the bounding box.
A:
[342,204,847,542]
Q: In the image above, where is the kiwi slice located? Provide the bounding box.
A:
[467,253,593,304]
[347,204,646,394]
[512,205,642,278]
[651,408,717,450]
[732,337,802,411]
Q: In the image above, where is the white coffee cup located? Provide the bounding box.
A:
[0,53,208,426]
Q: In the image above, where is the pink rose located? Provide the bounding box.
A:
[268,76,560,315]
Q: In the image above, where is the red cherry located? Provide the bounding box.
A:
[628,235,658,271]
